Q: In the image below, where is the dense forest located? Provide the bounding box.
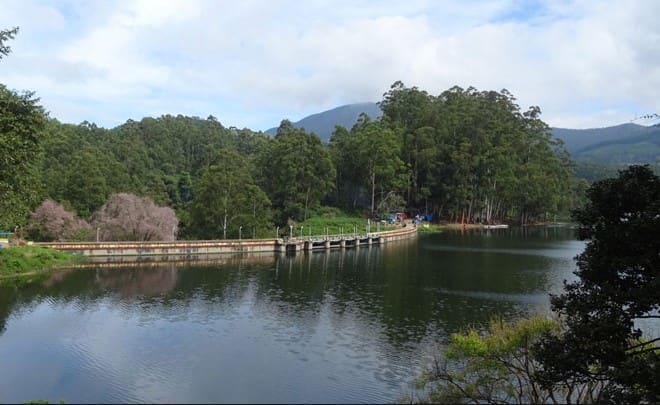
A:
[1,27,585,240]
[2,81,583,240]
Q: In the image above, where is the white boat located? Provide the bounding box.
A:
[483,224,509,229]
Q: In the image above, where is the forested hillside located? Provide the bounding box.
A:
[269,104,660,179]
[551,123,660,164]
[3,74,581,239]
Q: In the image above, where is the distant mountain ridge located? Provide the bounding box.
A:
[551,123,660,164]
[266,102,659,164]
[551,123,650,153]
[265,102,382,140]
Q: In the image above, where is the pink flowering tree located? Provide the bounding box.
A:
[91,193,178,241]
[27,199,92,241]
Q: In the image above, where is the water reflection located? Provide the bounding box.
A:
[94,267,179,298]
[0,227,583,404]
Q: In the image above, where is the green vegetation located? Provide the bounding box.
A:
[297,210,388,236]
[9,87,579,238]
[0,246,80,276]
[535,165,660,403]
[413,316,613,404]
[0,83,48,231]
[570,126,660,164]
[576,141,660,165]
[2,26,579,243]
[190,149,272,239]
[414,165,660,403]
[412,317,569,404]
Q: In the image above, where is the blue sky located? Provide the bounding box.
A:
[1,0,658,131]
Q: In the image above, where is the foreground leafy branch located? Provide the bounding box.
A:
[413,317,610,404]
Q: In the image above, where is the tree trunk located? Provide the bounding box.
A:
[223,211,227,240]
[370,169,376,217]
[304,187,310,221]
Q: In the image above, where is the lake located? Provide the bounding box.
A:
[0,226,583,403]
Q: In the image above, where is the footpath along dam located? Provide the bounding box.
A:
[36,224,418,258]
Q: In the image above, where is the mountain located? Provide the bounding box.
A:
[550,123,660,164]
[265,102,382,141]
[265,103,658,164]
[550,123,649,153]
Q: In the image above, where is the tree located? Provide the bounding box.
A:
[26,199,91,242]
[379,82,576,224]
[0,84,47,230]
[0,27,19,59]
[0,27,48,230]
[379,81,436,206]
[258,120,335,223]
[91,193,179,241]
[535,165,660,403]
[190,150,272,239]
[55,148,132,218]
[351,115,408,217]
[329,115,408,217]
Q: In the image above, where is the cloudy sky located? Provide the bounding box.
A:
[1,0,659,131]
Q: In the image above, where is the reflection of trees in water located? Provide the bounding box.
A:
[252,239,451,347]
[255,238,532,348]
[0,235,558,347]
[94,266,179,298]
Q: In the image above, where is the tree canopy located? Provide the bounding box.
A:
[330,114,408,217]
[0,57,583,239]
[0,84,47,230]
[379,83,575,224]
[258,120,335,223]
[190,150,272,239]
[536,165,660,403]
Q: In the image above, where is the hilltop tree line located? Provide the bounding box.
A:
[2,84,581,241]
[1,28,582,240]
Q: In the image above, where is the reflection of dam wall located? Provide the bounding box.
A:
[66,251,279,268]
[36,225,417,258]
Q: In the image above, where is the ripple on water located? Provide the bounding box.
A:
[0,232,583,404]
[61,338,142,403]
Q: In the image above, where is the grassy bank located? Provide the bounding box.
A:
[0,246,80,277]
[294,207,506,236]
[299,210,398,236]
[297,209,481,236]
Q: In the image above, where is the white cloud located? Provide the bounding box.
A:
[0,0,658,130]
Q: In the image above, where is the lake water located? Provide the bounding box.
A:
[0,227,584,403]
